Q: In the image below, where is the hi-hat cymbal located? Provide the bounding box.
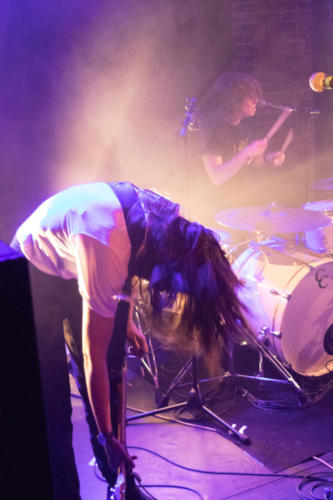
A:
[310,177,333,191]
[215,205,331,233]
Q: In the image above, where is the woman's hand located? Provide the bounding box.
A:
[105,435,136,472]
[126,321,148,358]
[246,138,268,160]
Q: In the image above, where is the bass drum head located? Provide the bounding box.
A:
[233,240,333,377]
[278,257,333,376]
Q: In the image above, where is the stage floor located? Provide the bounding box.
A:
[71,363,333,500]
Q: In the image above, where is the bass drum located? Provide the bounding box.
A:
[232,239,333,377]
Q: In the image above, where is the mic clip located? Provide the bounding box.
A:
[177,97,205,137]
[299,107,320,116]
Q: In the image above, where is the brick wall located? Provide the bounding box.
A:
[230,0,316,205]
[231,0,313,106]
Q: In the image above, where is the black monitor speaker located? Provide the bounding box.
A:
[0,240,54,499]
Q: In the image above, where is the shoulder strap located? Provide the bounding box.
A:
[109,182,146,293]
[106,183,145,374]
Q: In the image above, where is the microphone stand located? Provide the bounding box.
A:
[303,105,319,203]
[127,101,250,443]
[127,353,250,444]
[177,97,198,137]
[176,97,205,218]
[176,97,196,218]
[260,99,319,201]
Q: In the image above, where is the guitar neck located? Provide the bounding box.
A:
[116,364,127,447]
[109,363,127,500]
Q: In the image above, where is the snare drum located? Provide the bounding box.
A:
[303,200,333,254]
[232,239,333,377]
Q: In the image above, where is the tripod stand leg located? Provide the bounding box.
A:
[127,401,189,421]
[255,344,303,393]
[127,393,249,443]
[127,355,251,444]
[186,363,250,444]
[201,404,250,443]
[157,356,193,407]
[133,306,163,402]
[240,329,304,394]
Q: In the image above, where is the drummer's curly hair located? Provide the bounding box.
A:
[202,71,263,121]
[130,189,248,355]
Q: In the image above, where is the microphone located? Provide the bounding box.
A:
[309,72,333,92]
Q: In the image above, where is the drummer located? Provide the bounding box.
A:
[200,72,286,239]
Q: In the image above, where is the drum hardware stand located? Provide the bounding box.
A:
[131,304,250,442]
[231,326,310,404]
[127,354,250,444]
[226,236,259,262]
[131,304,163,404]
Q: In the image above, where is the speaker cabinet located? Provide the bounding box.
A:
[0,241,54,499]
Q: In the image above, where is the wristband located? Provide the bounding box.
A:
[97,431,114,446]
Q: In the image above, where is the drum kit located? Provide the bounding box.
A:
[214,177,333,406]
[132,178,333,427]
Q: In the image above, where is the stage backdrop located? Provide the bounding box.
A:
[0,0,234,242]
[2,0,333,243]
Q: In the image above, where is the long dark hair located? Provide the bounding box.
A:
[129,189,248,355]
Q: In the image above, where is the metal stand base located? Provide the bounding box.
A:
[132,305,164,404]
[127,356,250,443]
[234,328,310,406]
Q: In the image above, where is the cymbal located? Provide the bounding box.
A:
[303,199,333,213]
[310,177,333,191]
[215,205,331,233]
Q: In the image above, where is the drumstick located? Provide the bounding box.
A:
[281,128,294,154]
[265,108,293,141]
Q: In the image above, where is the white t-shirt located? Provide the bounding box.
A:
[14,183,131,318]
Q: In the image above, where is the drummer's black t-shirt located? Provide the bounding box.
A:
[202,118,277,216]
[205,117,252,162]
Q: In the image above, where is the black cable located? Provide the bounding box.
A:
[128,445,327,481]
[94,441,333,499]
[94,463,159,500]
[136,483,157,500]
[138,484,204,500]
[245,388,326,412]
[94,460,203,499]
[297,472,333,499]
